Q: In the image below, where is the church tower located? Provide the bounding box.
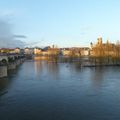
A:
[97,37,102,45]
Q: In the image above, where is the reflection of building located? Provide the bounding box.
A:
[34,61,42,75]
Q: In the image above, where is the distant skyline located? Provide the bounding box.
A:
[1,0,120,47]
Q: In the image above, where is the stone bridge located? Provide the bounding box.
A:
[0,53,24,64]
[0,53,25,78]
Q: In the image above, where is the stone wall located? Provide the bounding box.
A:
[0,66,7,78]
[7,63,16,70]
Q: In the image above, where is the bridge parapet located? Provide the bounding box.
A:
[0,53,25,66]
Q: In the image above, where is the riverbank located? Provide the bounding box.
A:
[33,56,120,67]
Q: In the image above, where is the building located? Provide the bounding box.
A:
[80,47,90,56]
[14,48,21,54]
[24,48,33,55]
[62,48,71,56]
[34,48,42,55]
[90,37,117,57]
[0,48,15,54]
[61,47,90,57]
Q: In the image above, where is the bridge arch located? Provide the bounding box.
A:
[0,56,8,63]
[0,59,8,65]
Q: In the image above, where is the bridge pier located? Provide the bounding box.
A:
[16,59,21,66]
[0,65,7,78]
[7,62,16,70]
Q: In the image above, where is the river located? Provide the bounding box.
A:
[0,60,120,120]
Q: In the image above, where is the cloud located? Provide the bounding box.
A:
[13,35,27,38]
[0,19,25,48]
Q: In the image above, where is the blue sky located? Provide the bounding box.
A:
[1,0,120,47]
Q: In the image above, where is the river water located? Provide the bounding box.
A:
[0,61,120,120]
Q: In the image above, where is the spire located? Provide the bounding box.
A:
[90,42,93,48]
[106,38,109,44]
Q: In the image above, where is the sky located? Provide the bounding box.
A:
[0,0,120,47]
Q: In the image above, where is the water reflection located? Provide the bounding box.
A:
[34,61,43,76]
[0,66,21,96]
[34,61,59,80]
[46,62,59,78]
[90,67,104,88]
[0,78,8,91]
[1,61,120,120]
